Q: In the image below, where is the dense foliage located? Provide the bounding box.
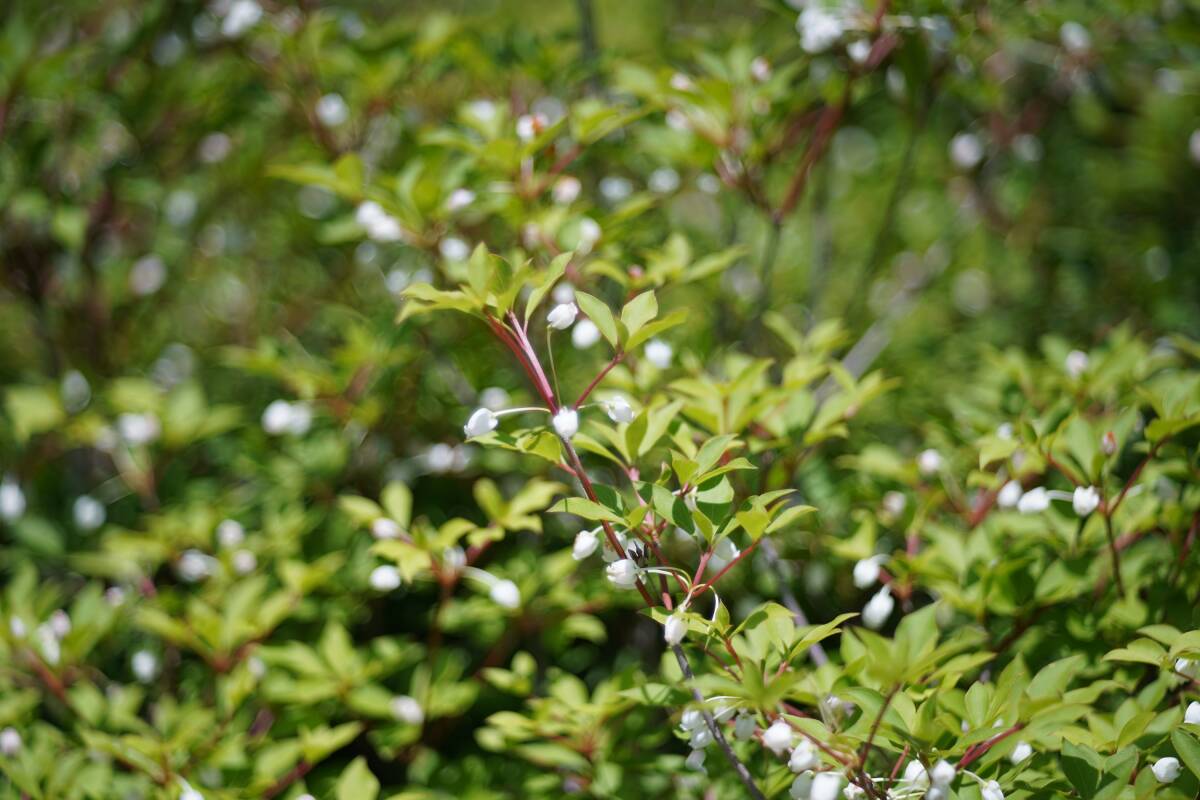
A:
[2,1,1199,798]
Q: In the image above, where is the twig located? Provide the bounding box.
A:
[1102,512,1126,597]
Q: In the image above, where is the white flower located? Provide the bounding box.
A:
[1186,702,1200,725]
[789,739,817,773]
[663,613,687,646]
[1102,431,1118,455]
[490,580,521,609]
[577,217,602,252]
[680,709,704,732]
[926,788,947,800]
[547,303,578,330]
[261,400,293,435]
[355,201,405,243]
[1060,21,1091,54]
[751,56,772,82]
[439,236,470,262]
[315,93,349,126]
[445,188,476,212]
[599,176,633,203]
[369,565,401,591]
[852,556,883,589]
[129,255,166,296]
[572,319,601,349]
[0,727,20,756]
[221,0,262,37]
[689,727,713,749]
[1191,130,1200,165]
[797,6,844,53]
[177,549,215,583]
[37,624,60,665]
[862,587,894,630]
[709,537,740,571]
[1017,487,1050,514]
[790,773,813,800]
[847,39,872,64]
[669,72,695,92]
[217,519,245,548]
[902,760,928,788]
[604,395,635,424]
[997,480,1023,509]
[371,518,401,540]
[552,176,581,205]
[929,759,955,787]
[1065,349,1089,378]
[515,113,547,141]
[464,407,499,438]
[9,616,25,638]
[552,408,579,440]
[950,133,984,170]
[132,650,159,683]
[685,748,707,772]
[1152,757,1181,783]
[1072,486,1100,516]
[391,694,424,725]
[762,720,794,755]
[1177,658,1199,678]
[605,558,640,589]
[1009,740,1033,764]
[981,780,1005,800]
[882,491,907,516]
[644,339,673,368]
[735,713,757,740]
[48,610,71,639]
[917,449,943,475]
[572,528,599,560]
[286,403,312,436]
[442,546,466,573]
[648,167,680,194]
[178,779,205,800]
[198,132,232,163]
[117,412,160,446]
[0,478,26,522]
[248,656,266,679]
[105,587,126,606]
[232,550,257,575]
[810,772,843,800]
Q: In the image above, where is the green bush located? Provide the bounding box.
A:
[1,1,1199,798]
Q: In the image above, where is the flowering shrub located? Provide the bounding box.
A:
[2,1,1200,799]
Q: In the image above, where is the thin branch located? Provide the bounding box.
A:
[575,351,623,407]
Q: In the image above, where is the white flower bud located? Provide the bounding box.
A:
[217,519,245,548]
[1009,740,1033,764]
[0,478,25,523]
[949,133,984,170]
[930,759,955,787]
[552,176,581,205]
[369,565,401,592]
[844,785,867,799]
[685,748,707,772]
[73,495,105,531]
[847,39,871,64]
[1186,702,1200,725]
[0,727,21,756]
[1152,757,1181,783]
[515,113,547,141]
[221,0,261,37]
[179,780,204,800]
[789,739,817,773]
[132,650,159,683]
[981,780,1005,800]
[917,449,943,475]
[1072,486,1100,516]
[1060,21,1091,54]
[1065,349,1089,378]
[1178,659,1199,678]
[37,624,60,665]
[262,400,294,435]
[117,412,161,446]
[1102,431,1117,455]
[789,772,813,799]
[902,760,928,788]
[809,772,843,800]
[232,550,257,575]
[391,694,424,725]
[797,6,844,54]
[572,319,601,349]
[762,720,794,755]
[997,480,1023,509]
[680,709,704,731]
[735,713,757,740]
[464,407,498,438]
[926,787,947,800]
[1017,487,1050,514]
[572,528,599,560]
[604,395,635,424]
[490,580,521,609]
[881,491,907,516]
[8,616,25,639]
[852,556,883,589]
[605,558,640,589]
[177,549,215,583]
[445,188,475,212]
[689,727,712,749]
[862,587,894,630]
[552,408,579,440]
[315,93,349,126]
[663,614,687,646]
[644,339,673,368]
[371,518,401,540]
[48,610,71,639]
[547,303,578,330]
[751,56,771,82]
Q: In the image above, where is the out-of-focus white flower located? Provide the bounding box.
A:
[685,748,707,772]
[442,546,466,573]
[663,613,687,645]
[604,395,635,424]
[981,780,1005,800]
[479,387,510,411]
[61,370,91,413]
[261,401,292,435]
[552,175,582,205]
[391,694,424,724]
[669,72,695,92]
[1017,487,1050,514]
[369,565,401,591]
[789,739,817,773]
[217,519,245,548]
[178,550,216,583]
[516,113,548,141]
[1190,130,1200,165]
[709,537,740,572]
[464,408,498,438]
[1152,757,1181,783]
[997,480,1023,509]
[572,319,601,349]
[37,624,60,665]
[572,528,600,560]
[680,709,704,732]
[0,478,26,522]
[648,167,680,194]
[599,176,633,204]
[48,610,71,639]
[1060,21,1091,55]
[490,580,521,609]
[1102,431,1118,455]
[809,772,843,800]
[845,784,867,799]
[547,303,578,330]
[221,0,262,37]
[9,616,26,639]
[445,188,476,212]
[797,6,844,53]
[198,132,232,164]
[644,339,673,368]
[355,201,405,243]
[852,556,884,589]
[105,587,126,606]
[881,491,906,516]
[789,773,813,800]
[577,217,602,252]
[949,132,984,170]
[0,727,21,756]
[315,93,349,126]
[371,518,401,540]
[1072,486,1100,516]
[1065,349,1089,377]
[917,449,943,475]
[862,587,894,630]
[247,655,266,679]
[439,236,470,262]
[1177,658,1199,678]
[132,650,159,683]
[129,255,167,296]
[735,713,757,740]
[847,38,872,64]
[552,408,579,440]
[930,759,955,787]
[1185,702,1200,725]
[67,494,103,532]
[902,760,928,788]
[689,726,712,749]
[232,550,257,575]
[284,402,311,435]
[116,412,161,446]
[751,56,772,82]
[762,720,794,755]
[605,558,640,589]
[1010,740,1033,764]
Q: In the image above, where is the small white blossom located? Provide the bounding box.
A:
[881,491,907,516]
[709,537,740,572]
[648,167,680,194]
[464,407,499,438]
[1072,486,1100,516]
[261,400,293,435]
[1153,757,1181,783]
[217,519,245,548]
[577,217,602,252]
[490,580,521,609]
[355,201,405,243]
[105,587,126,606]
[371,518,401,540]
[315,93,349,126]
[853,556,884,589]
[391,694,424,725]
[552,408,579,440]
[1065,349,1089,378]
[810,772,843,800]
[439,236,470,262]
[37,624,60,665]
[735,713,757,740]
[902,760,928,788]
[1186,702,1200,725]
[132,650,159,683]
[369,565,401,592]
[605,558,640,589]
[599,176,633,203]
[1177,658,1199,678]
[862,587,894,630]
[48,610,71,639]
[442,546,466,573]
[221,0,262,37]
[572,528,599,560]
[198,132,232,164]
[762,720,794,755]
[1102,431,1118,455]
[129,255,167,296]
[950,132,984,170]
[797,6,844,53]
[0,727,20,756]
[515,113,548,141]
[445,188,476,212]
[981,780,1005,800]
[604,395,635,424]
[232,550,257,575]
[790,773,813,800]
[177,549,215,583]
[644,339,673,368]
[9,616,25,638]
[680,709,704,732]
[1017,487,1050,514]
[663,613,687,646]
[547,303,578,330]
[1010,740,1033,763]
[930,759,955,787]
[552,176,581,205]
[997,480,1023,509]
[689,727,713,749]
[572,319,601,349]
[669,72,695,92]
[789,739,817,773]
[1060,21,1091,55]
[685,748,707,772]
[917,449,943,475]
[848,39,872,64]
[0,478,26,522]
[751,56,771,82]
[117,412,160,446]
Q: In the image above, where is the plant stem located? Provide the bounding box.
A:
[1103,512,1126,597]
[575,351,623,407]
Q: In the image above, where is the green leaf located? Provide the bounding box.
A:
[525,252,573,323]
[1172,729,1200,780]
[620,291,657,341]
[336,756,379,800]
[626,309,686,351]
[1061,740,1101,797]
[574,291,618,347]
[547,497,623,524]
